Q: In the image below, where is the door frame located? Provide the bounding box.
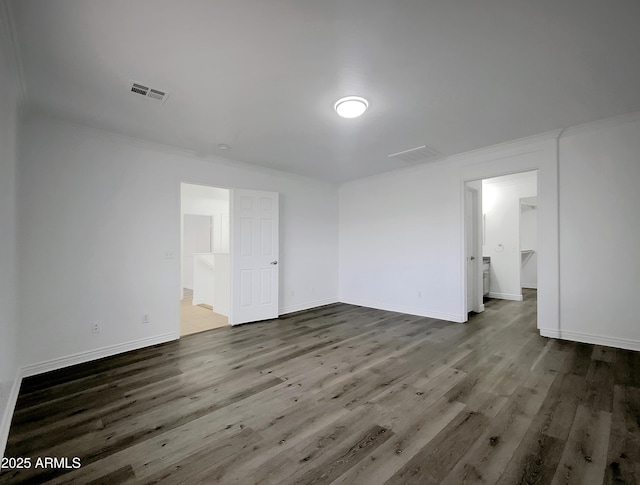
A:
[178,181,232,336]
[461,161,551,327]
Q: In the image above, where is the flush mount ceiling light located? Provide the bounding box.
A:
[334,96,369,118]
[218,144,230,150]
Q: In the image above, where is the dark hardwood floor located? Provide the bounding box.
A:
[2,290,640,484]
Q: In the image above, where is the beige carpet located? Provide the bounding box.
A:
[180,288,229,336]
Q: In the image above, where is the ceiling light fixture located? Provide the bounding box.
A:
[334,96,369,118]
[218,144,230,150]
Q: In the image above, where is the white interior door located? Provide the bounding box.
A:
[465,187,478,314]
[464,188,475,313]
[230,189,279,325]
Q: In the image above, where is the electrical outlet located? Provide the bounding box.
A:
[418,291,422,298]
[142,314,150,324]
[290,290,295,297]
[92,323,101,334]
[164,251,174,259]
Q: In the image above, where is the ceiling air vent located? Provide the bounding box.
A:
[388,145,441,164]
[129,81,169,103]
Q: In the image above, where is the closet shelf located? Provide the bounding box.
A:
[521,249,535,265]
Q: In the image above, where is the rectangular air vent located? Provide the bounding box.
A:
[129,81,169,103]
[388,145,441,164]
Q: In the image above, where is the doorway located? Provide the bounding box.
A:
[464,170,539,317]
[179,184,281,334]
[180,183,230,336]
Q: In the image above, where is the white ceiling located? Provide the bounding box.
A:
[9,0,640,183]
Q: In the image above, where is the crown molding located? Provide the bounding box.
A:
[0,0,27,101]
[561,110,640,139]
[341,130,559,188]
[342,110,640,188]
[24,109,339,188]
[445,130,561,168]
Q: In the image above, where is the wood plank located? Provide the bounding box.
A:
[604,385,640,485]
[551,405,612,485]
[384,410,490,484]
[497,432,565,485]
[216,406,389,484]
[291,425,393,484]
[330,397,466,485]
[441,383,551,485]
[582,359,614,413]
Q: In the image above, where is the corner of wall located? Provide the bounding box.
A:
[0,370,22,459]
[0,0,24,460]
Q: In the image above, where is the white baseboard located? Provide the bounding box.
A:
[1,371,23,459]
[20,332,179,378]
[540,328,640,352]
[339,297,464,323]
[279,298,338,316]
[488,292,523,301]
[2,331,179,457]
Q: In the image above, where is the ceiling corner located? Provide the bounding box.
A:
[1,0,28,102]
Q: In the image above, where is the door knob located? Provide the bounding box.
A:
[470,256,476,260]
[270,261,278,265]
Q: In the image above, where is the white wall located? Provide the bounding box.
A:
[340,112,640,351]
[340,162,462,321]
[339,135,559,325]
[482,172,537,300]
[551,115,640,349]
[0,1,22,458]
[17,115,339,370]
